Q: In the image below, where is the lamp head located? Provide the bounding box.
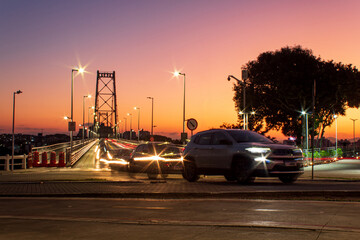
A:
[15,90,22,94]
[227,75,231,81]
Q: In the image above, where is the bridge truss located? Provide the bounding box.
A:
[94,71,118,137]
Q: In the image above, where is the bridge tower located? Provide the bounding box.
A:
[93,71,118,138]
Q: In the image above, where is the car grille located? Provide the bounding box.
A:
[272,149,294,155]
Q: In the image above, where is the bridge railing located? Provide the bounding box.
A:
[66,139,99,166]
[0,139,98,171]
[0,154,28,171]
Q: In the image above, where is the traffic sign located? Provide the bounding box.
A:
[187,118,198,131]
[68,122,76,131]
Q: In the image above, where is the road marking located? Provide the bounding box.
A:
[112,206,170,210]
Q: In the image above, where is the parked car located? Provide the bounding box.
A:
[182,129,304,184]
[127,142,183,179]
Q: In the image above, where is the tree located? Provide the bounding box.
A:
[229,46,360,146]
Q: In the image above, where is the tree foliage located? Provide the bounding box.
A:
[230,46,360,145]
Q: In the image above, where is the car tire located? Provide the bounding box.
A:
[161,174,168,179]
[182,160,200,182]
[233,158,254,184]
[224,175,237,181]
[147,173,158,180]
[279,174,299,184]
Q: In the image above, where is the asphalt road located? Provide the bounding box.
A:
[1,140,360,239]
[0,197,359,240]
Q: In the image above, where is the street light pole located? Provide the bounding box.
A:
[301,111,309,155]
[124,117,127,137]
[228,74,247,130]
[351,118,358,156]
[147,97,154,137]
[70,67,84,163]
[88,106,94,138]
[83,95,91,144]
[333,115,338,159]
[127,113,132,140]
[173,72,186,143]
[11,90,22,171]
[134,107,140,141]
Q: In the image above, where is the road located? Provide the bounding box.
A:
[1,140,360,239]
[0,197,359,239]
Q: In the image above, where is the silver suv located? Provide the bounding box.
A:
[182,129,304,184]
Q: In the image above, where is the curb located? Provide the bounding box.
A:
[1,191,360,201]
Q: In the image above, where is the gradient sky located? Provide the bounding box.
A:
[1,0,360,140]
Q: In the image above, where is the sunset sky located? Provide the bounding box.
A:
[1,0,360,140]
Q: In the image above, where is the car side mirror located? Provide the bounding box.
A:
[219,140,232,145]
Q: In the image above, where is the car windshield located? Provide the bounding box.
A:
[226,130,273,144]
[148,144,181,156]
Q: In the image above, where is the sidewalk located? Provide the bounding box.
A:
[0,164,360,200]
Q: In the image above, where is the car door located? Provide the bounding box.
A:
[193,132,213,168]
[207,131,234,169]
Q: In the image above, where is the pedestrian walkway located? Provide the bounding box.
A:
[0,159,359,200]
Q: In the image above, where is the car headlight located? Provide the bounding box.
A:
[245,147,271,155]
[293,148,303,155]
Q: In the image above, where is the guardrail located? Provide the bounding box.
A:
[32,140,83,154]
[0,139,99,171]
[66,139,99,167]
[0,154,28,171]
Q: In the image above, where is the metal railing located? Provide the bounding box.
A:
[66,139,98,166]
[0,139,98,171]
[0,154,27,171]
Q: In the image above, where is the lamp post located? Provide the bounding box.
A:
[228,71,248,130]
[83,94,91,144]
[127,113,132,140]
[147,97,154,137]
[118,120,123,138]
[301,111,309,155]
[333,114,338,159]
[134,107,140,141]
[351,118,358,156]
[173,71,186,143]
[11,90,22,171]
[70,67,84,163]
[88,106,94,138]
[124,117,127,132]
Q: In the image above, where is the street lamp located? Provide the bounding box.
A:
[11,90,22,171]
[147,97,154,137]
[134,107,140,141]
[118,120,123,138]
[228,71,248,130]
[173,71,186,143]
[333,114,338,159]
[88,106,94,138]
[83,94,91,144]
[70,67,85,163]
[351,118,358,156]
[127,113,132,140]
[124,117,127,133]
[301,111,309,155]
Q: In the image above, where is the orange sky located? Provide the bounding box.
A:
[1,0,360,140]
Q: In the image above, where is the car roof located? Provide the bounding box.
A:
[195,129,249,135]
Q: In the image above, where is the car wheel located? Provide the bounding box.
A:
[147,173,158,180]
[279,174,299,184]
[233,159,254,184]
[182,160,199,182]
[224,175,237,181]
